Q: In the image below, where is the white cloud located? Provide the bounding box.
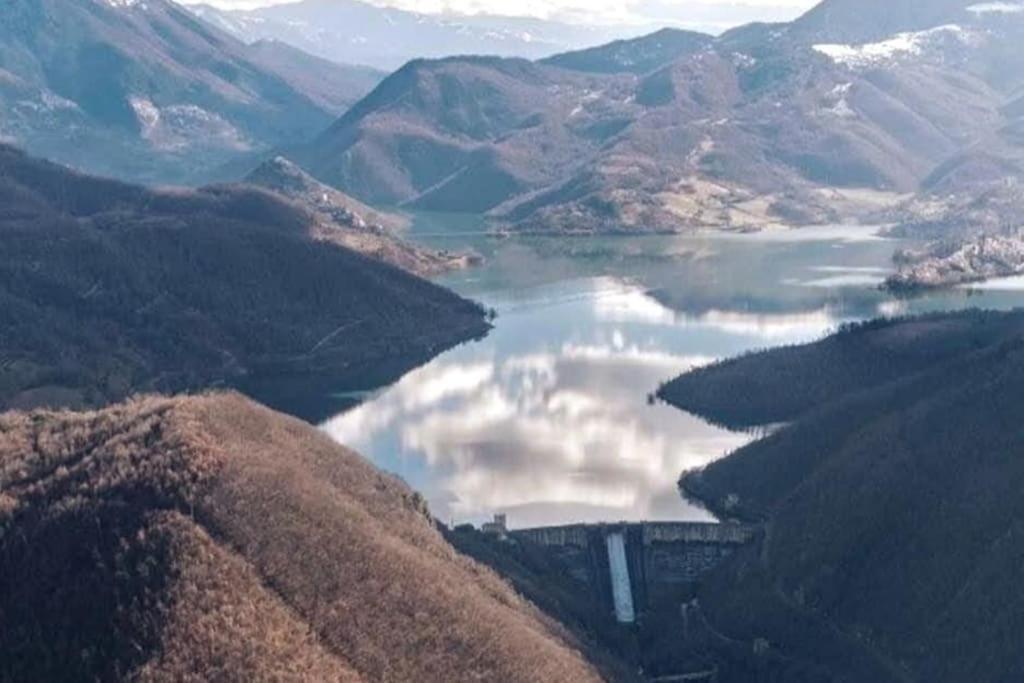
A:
[177,0,816,27]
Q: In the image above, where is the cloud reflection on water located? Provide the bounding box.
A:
[322,280,844,529]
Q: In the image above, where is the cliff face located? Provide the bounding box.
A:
[0,393,603,682]
[0,146,488,416]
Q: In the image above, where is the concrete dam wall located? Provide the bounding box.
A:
[511,522,755,623]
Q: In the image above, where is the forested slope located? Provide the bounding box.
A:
[659,310,1024,428]
[660,310,1024,681]
[0,146,488,417]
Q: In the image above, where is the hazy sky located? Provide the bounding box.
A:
[180,0,819,26]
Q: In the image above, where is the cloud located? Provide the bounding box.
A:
[179,0,816,28]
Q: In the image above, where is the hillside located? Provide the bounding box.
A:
[885,230,1024,290]
[292,0,1022,236]
[0,392,604,682]
[659,310,1024,681]
[243,39,385,115]
[245,156,479,276]
[0,0,381,184]
[784,0,976,43]
[540,28,713,75]
[658,310,1024,428]
[0,145,488,418]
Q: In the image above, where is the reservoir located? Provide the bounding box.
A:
[321,216,1024,528]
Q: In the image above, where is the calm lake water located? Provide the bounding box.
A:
[321,215,1024,529]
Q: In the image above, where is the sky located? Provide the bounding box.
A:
[179,0,819,27]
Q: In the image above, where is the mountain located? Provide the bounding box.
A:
[243,39,385,115]
[0,0,383,185]
[245,156,480,276]
[659,310,1024,681]
[540,28,713,75]
[295,0,1024,235]
[0,392,604,682]
[263,0,1016,240]
[296,56,642,218]
[187,0,645,71]
[784,0,976,43]
[0,145,488,419]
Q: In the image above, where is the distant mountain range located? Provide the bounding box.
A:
[187,0,640,70]
[185,0,806,71]
[0,0,384,184]
[289,0,1024,238]
[4,0,1021,247]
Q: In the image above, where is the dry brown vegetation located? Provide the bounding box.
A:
[0,393,602,682]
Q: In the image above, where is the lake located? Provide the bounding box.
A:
[321,216,1024,529]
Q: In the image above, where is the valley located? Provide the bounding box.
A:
[1,0,1024,681]
[0,0,384,184]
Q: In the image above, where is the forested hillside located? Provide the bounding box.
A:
[0,146,488,417]
[658,310,1024,428]
[660,310,1024,681]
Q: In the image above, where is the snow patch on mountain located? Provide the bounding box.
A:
[813,25,972,68]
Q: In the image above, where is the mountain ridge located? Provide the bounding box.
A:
[292,0,1023,236]
[0,144,488,419]
[0,0,383,184]
[0,392,605,682]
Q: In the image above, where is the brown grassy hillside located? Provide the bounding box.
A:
[0,392,603,682]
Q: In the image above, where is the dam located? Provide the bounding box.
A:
[509,522,755,623]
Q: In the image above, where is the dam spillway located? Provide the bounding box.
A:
[511,522,755,623]
[605,532,636,623]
